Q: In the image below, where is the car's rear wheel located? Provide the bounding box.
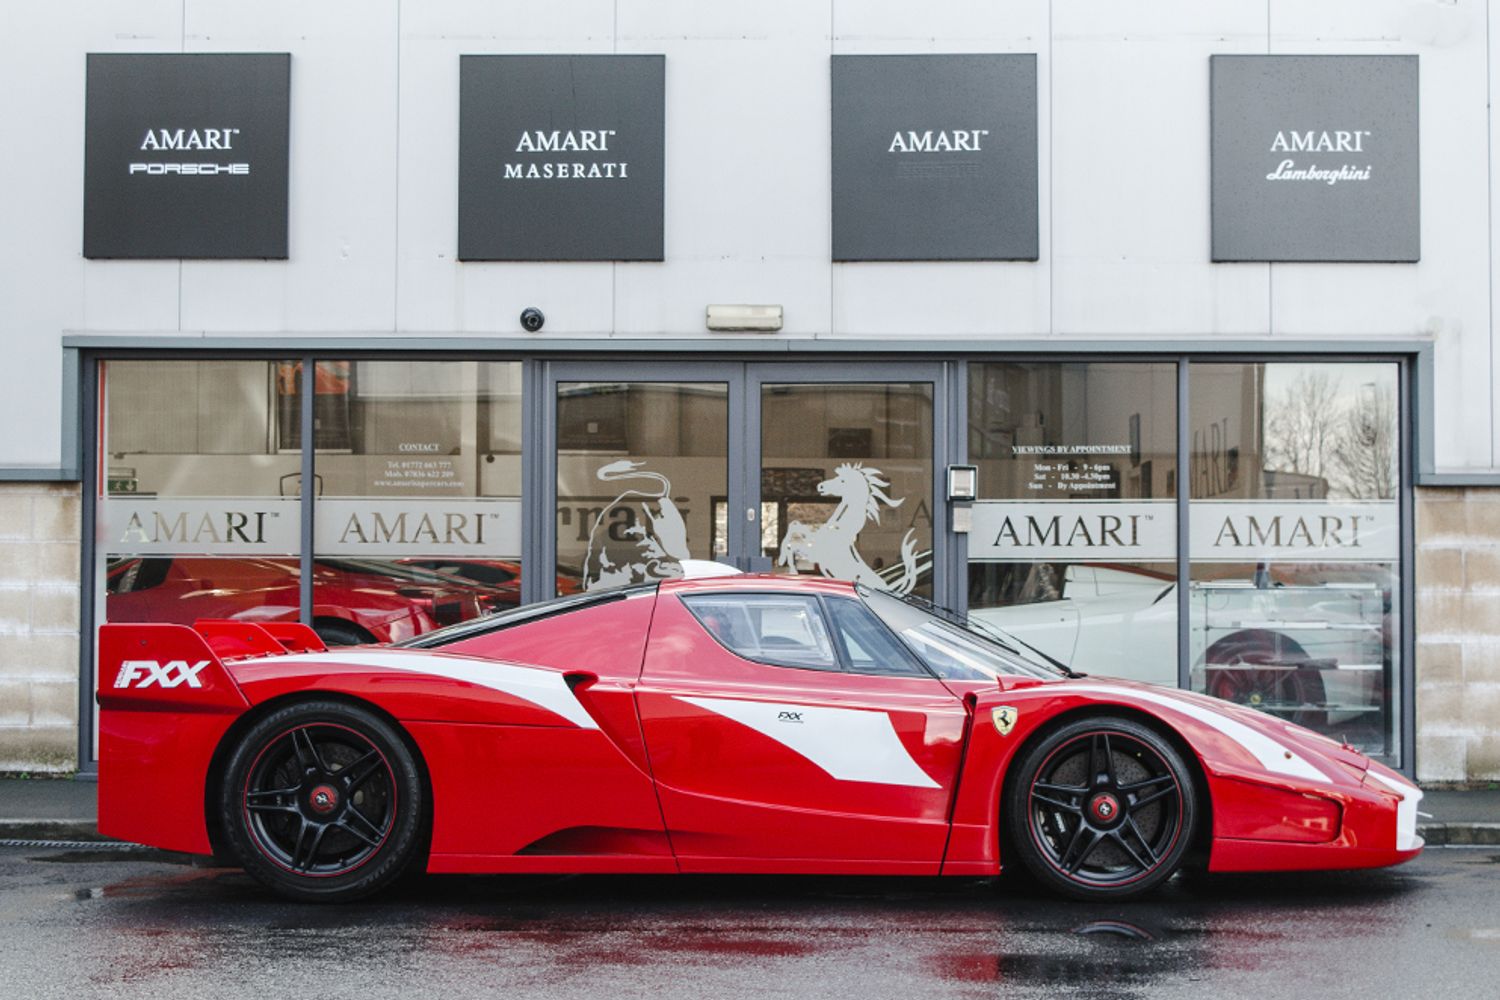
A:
[314,620,373,647]
[1006,716,1196,900]
[219,700,425,902]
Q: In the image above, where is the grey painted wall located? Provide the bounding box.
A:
[0,1,1496,473]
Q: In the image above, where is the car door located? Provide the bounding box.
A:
[635,584,968,872]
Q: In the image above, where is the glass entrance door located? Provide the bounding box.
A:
[545,362,949,603]
[751,366,941,598]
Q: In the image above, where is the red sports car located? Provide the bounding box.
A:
[105,556,490,645]
[96,572,1423,903]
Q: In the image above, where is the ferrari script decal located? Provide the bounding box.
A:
[677,696,940,788]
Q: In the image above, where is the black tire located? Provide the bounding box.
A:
[218,699,426,902]
[1005,716,1196,901]
[314,620,372,647]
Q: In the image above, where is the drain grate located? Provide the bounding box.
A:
[0,839,152,851]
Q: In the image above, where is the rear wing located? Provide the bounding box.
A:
[97,620,326,712]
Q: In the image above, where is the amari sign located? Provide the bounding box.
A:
[831,54,1039,261]
[1210,55,1419,262]
[970,500,1397,562]
[458,55,665,261]
[84,53,291,259]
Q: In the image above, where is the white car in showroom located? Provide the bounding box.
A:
[969,563,1389,742]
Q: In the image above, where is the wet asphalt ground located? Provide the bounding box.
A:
[0,845,1496,1000]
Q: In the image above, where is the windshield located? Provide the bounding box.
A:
[857,584,1072,681]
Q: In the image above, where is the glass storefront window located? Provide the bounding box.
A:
[98,360,303,628]
[556,381,728,592]
[310,361,523,643]
[966,363,1178,685]
[1189,363,1401,757]
[92,354,1408,764]
[761,382,935,597]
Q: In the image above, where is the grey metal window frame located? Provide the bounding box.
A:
[543,359,954,603]
[69,338,1420,776]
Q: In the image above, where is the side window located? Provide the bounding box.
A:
[826,597,928,677]
[682,594,838,671]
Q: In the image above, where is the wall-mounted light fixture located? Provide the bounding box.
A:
[706,304,783,332]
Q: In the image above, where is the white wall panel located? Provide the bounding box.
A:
[0,2,181,466]
[396,1,616,335]
[1051,0,1270,336]
[177,1,399,333]
[830,0,1049,336]
[1267,0,1490,468]
[613,2,831,336]
[1490,2,1500,469]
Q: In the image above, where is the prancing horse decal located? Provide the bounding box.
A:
[777,463,927,594]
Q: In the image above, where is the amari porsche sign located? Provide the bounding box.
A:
[84,53,291,259]
[1210,55,1419,262]
[831,54,1039,261]
[458,55,666,261]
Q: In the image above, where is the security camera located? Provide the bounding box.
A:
[520,307,545,332]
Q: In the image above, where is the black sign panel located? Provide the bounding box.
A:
[84,53,290,259]
[459,55,665,262]
[1211,55,1420,262]
[832,54,1038,262]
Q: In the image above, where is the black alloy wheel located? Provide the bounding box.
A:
[219,700,426,902]
[1006,716,1196,900]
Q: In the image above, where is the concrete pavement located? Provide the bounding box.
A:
[1,843,1497,1000]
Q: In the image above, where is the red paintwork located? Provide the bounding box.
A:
[95,576,1423,882]
[105,556,490,643]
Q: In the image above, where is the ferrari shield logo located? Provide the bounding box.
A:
[991,706,1018,737]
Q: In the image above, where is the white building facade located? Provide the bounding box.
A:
[1,0,1497,781]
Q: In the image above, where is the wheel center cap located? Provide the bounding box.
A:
[1090,794,1120,823]
[308,783,339,815]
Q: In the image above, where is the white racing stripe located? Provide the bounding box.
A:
[255,651,597,729]
[1365,769,1424,851]
[1061,683,1332,785]
[677,696,940,789]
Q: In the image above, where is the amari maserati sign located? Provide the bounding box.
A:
[1210,55,1419,262]
[84,53,291,259]
[831,54,1039,261]
[458,55,665,261]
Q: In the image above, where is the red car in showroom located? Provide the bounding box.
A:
[106,556,490,646]
[97,570,1422,903]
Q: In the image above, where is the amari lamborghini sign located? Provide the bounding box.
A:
[1210,55,1419,262]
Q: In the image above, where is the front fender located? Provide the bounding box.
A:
[941,679,1366,875]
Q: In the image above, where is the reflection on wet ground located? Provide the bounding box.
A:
[2,848,1496,1000]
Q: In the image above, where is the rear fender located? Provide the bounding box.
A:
[97,625,250,853]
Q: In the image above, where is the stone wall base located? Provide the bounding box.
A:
[1416,486,1500,782]
[0,481,80,772]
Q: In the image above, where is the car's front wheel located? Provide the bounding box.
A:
[218,700,426,902]
[1005,716,1196,900]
